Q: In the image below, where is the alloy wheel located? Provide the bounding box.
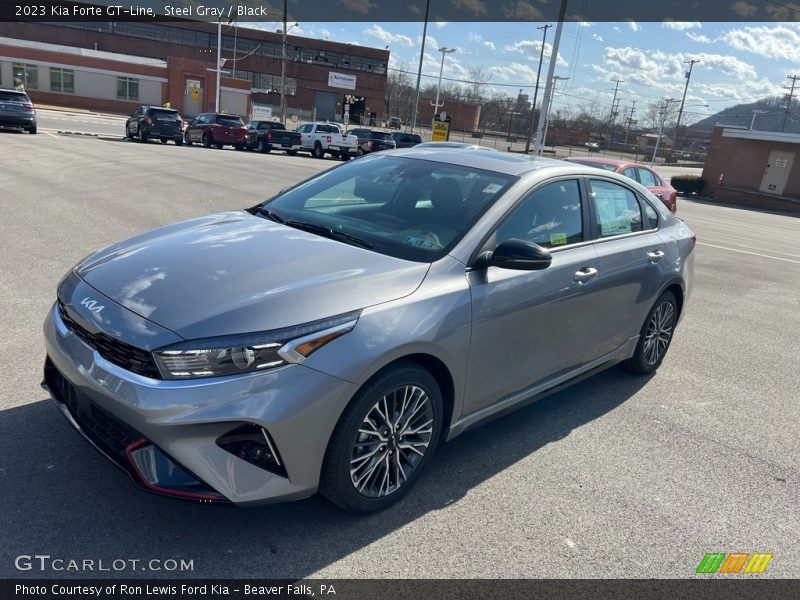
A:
[643,301,675,366]
[349,385,434,498]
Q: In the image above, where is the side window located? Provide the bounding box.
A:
[621,167,638,182]
[637,168,657,187]
[588,180,643,238]
[642,200,659,229]
[496,179,583,248]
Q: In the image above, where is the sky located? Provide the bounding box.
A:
[246,20,800,124]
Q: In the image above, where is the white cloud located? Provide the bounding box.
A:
[503,39,568,67]
[592,33,604,42]
[362,25,414,47]
[483,40,496,51]
[435,20,448,29]
[489,62,538,83]
[662,21,702,30]
[721,25,800,62]
[417,34,440,49]
[626,21,641,32]
[467,31,495,51]
[686,33,713,43]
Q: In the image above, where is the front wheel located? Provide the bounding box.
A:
[28,126,37,135]
[321,362,443,513]
[625,291,678,374]
[341,152,351,161]
[312,142,324,159]
[202,132,212,148]
[175,138,183,146]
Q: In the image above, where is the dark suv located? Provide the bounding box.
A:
[391,132,422,149]
[0,89,37,134]
[126,106,184,145]
[185,113,247,149]
[347,128,397,155]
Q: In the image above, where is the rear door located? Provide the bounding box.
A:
[583,177,668,356]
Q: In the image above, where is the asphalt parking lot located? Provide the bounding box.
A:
[1,130,798,579]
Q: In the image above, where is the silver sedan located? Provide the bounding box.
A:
[43,147,695,512]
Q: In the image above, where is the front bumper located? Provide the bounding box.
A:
[43,303,359,505]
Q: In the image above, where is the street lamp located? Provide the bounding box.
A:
[431,47,456,118]
[541,75,569,149]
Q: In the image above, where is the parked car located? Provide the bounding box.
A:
[391,132,422,149]
[126,106,184,145]
[415,141,496,150]
[565,157,678,213]
[295,122,359,160]
[246,120,302,155]
[184,113,247,150]
[0,88,36,134]
[388,117,402,129]
[584,141,600,152]
[347,128,397,155]
[43,148,695,513]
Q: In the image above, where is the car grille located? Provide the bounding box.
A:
[57,300,162,379]
[45,358,143,462]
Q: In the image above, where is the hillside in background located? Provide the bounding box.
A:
[690,97,800,134]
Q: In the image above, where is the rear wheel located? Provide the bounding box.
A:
[257,139,270,153]
[175,138,183,146]
[312,142,324,159]
[626,291,678,374]
[286,150,297,156]
[341,152,351,161]
[321,362,443,513]
[138,130,148,143]
[202,132,212,148]
[28,126,37,135]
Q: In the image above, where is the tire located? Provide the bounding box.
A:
[341,153,351,161]
[286,150,297,156]
[185,133,192,146]
[321,361,443,513]
[356,147,364,157]
[234,144,244,151]
[28,126,37,135]
[312,142,324,159]
[160,139,167,144]
[625,290,678,375]
[202,132,212,148]
[125,126,132,140]
[257,139,270,153]
[175,138,183,146]
[215,143,224,150]
[138,130,148,143]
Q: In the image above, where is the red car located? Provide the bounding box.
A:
[565,157,678,213]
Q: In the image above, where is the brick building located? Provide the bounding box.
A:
[702,125,800,212]
[0,21,389,121]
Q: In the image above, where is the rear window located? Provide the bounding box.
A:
[0,91,29,102]
[216,115,244,127]
[569,160,618,172]
[370,132,393,140]
[318,124,339,133]
[148,109,179,119]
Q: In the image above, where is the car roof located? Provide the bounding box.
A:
[565,156,653,170]
[391,147,575,177]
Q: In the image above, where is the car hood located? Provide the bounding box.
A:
[76,211,429,340]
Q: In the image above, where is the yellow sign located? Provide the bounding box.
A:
[432,120,450,142]
[191,85,199,103]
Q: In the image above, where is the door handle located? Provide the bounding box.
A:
[647,250,665,263]
[574,267,598,283]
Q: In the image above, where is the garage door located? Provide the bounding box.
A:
[314,90,338,122]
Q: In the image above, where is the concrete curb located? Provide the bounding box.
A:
[57,130,99,137]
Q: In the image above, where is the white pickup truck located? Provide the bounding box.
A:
[295,122,359,160]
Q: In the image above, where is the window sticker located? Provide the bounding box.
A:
[482,183,503,194]
[550,232,567,246]
[403,233,442,250]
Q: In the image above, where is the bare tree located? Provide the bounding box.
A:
[384,62,413,123]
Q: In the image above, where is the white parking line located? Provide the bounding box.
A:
[699,238,800,259]
[698,242,800,264]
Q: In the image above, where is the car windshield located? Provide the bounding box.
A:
[569,160,618,172]
[0,91,28,102]
[217,116,244,127]
[258,155,517,262]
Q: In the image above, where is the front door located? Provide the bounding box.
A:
[464,178,601,416]
[760,150,795,195]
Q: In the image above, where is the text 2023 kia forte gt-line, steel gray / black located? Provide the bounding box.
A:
[43,148,695,512]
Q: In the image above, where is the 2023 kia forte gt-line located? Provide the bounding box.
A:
[43,148,695,513]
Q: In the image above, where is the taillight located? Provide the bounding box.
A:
[365,141,373,151]
[267,131,272,142]
[178,119,183,129]
[23,102,33,109]
[144,116,152,126]
[690,231,697,246]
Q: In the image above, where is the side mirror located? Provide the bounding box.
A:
[478,239,552,271]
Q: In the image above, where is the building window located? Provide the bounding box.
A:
[13,63,38,90]
[50,68,75,94]
[117,77,139,100]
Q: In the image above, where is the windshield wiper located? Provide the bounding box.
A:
[284,220,374,250]
[254,207,285,224]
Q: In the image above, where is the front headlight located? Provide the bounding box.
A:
[153,311,360,380]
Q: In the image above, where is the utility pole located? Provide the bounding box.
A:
[524,23,551,154]
[541,76,569,150]
[215,19,222,111]
[608,96,622,152]
[620,100,637,158]
[279,0,287,124]
[533,0,568,155]
[651,98,677,166]
[410,0,432,133]
[781,74,800,132]
[604,78,623,150]
[670,58,699,162]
